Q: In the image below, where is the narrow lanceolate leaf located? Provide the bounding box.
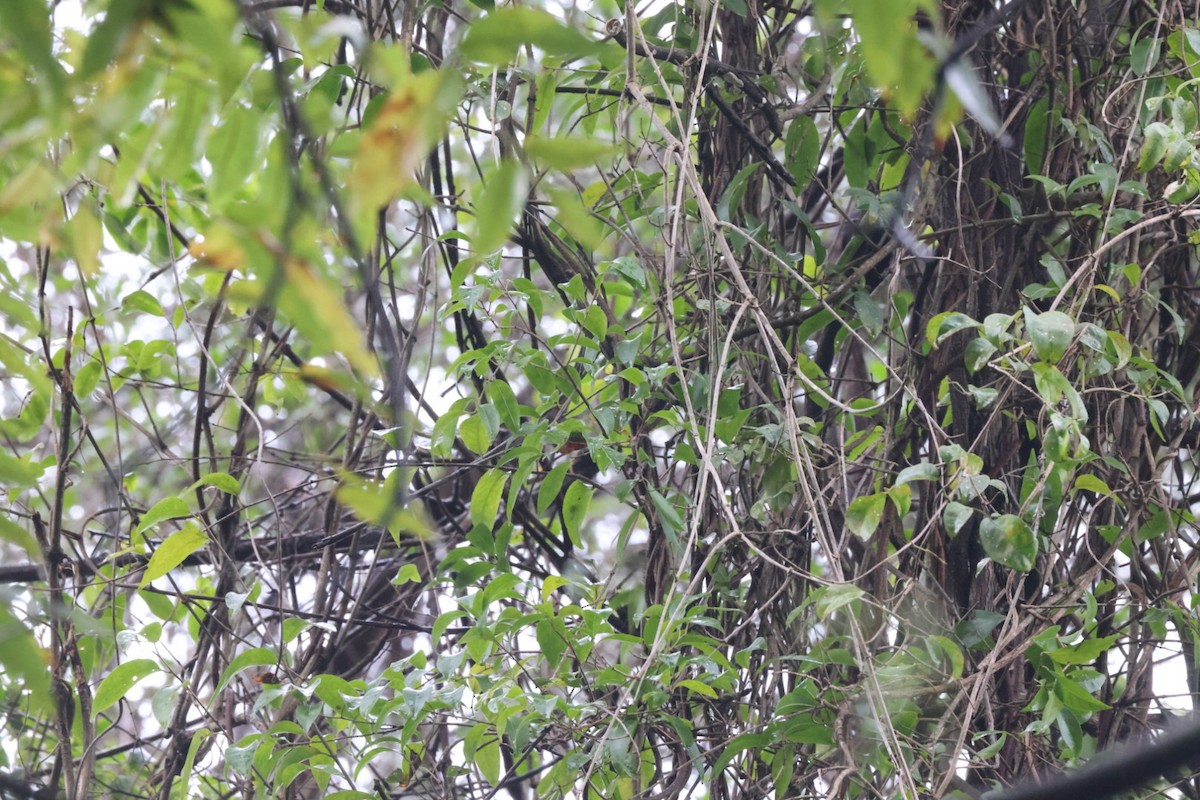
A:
[470,468,509,528]
[139,522,208,588]
[561,481,594,549]
[93,659,160,715]
[216,648,278,693]
[134,497,191,537]
[473,159,528,256]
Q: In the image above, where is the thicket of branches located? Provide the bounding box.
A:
[1,0,1200,799]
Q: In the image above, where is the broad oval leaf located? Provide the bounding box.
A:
[978,514,1037,572]
[1027,309,1075,363]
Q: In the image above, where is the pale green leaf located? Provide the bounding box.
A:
[474,159,528,255]
[470,468,509,528]
[134,497,191,537]
[216,647,277,693]
[140,522,208,588]
[93,658,160,715]
[561,481,593,549]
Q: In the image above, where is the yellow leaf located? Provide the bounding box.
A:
[350,71,446,214]
[279,256,380,378]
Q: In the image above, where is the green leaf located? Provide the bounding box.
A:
[0,0,66,96]
[471,468,509,528]
[1048,635,1118,665]
[0,513,39,557]
[459,7,604,65]
[1024,97,1049,176]
[474,159,528,255]
[93,658,160,715]
[678,679,718,699]
[0,595,53,715]
[335,473,434,541]
[277,259,381,379]
[122,290,166,317]
[178,729,213,799]
[134,497,191,537]
[786,115,821,184]
[140,522,208,588]
[538,463,570,516]
[0,450,44,487]
[895,462,938,486]
[485,380,521,431]
[159,80,211,180]
[216,647,277,693]
[561,481,593,549]
[1055,673,1111,712]
[978,514,1037,572]
[524,135,616,170]
[1138,122,1170,172]
[208,104,262,208]
[1073,474,1113,497]
[848,0,936,116]
[846,493,886,540]
[809,583,865,617]
[460,412,494,455]
[926,311,979,348]
[943,502,973,538]
[535,617,568,669]
[1026,309,1075,362]
[189,472,241,495]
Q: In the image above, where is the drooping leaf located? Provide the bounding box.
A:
[473,159,528,256]
[470,468,509,528]
[561,480,594,549]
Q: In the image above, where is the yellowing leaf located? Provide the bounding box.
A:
[350,71,458,214]
[278,256,380,378]
[188,229,247,273]
[65,202,103,276]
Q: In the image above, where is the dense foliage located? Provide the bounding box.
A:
[2,0,1200,798]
